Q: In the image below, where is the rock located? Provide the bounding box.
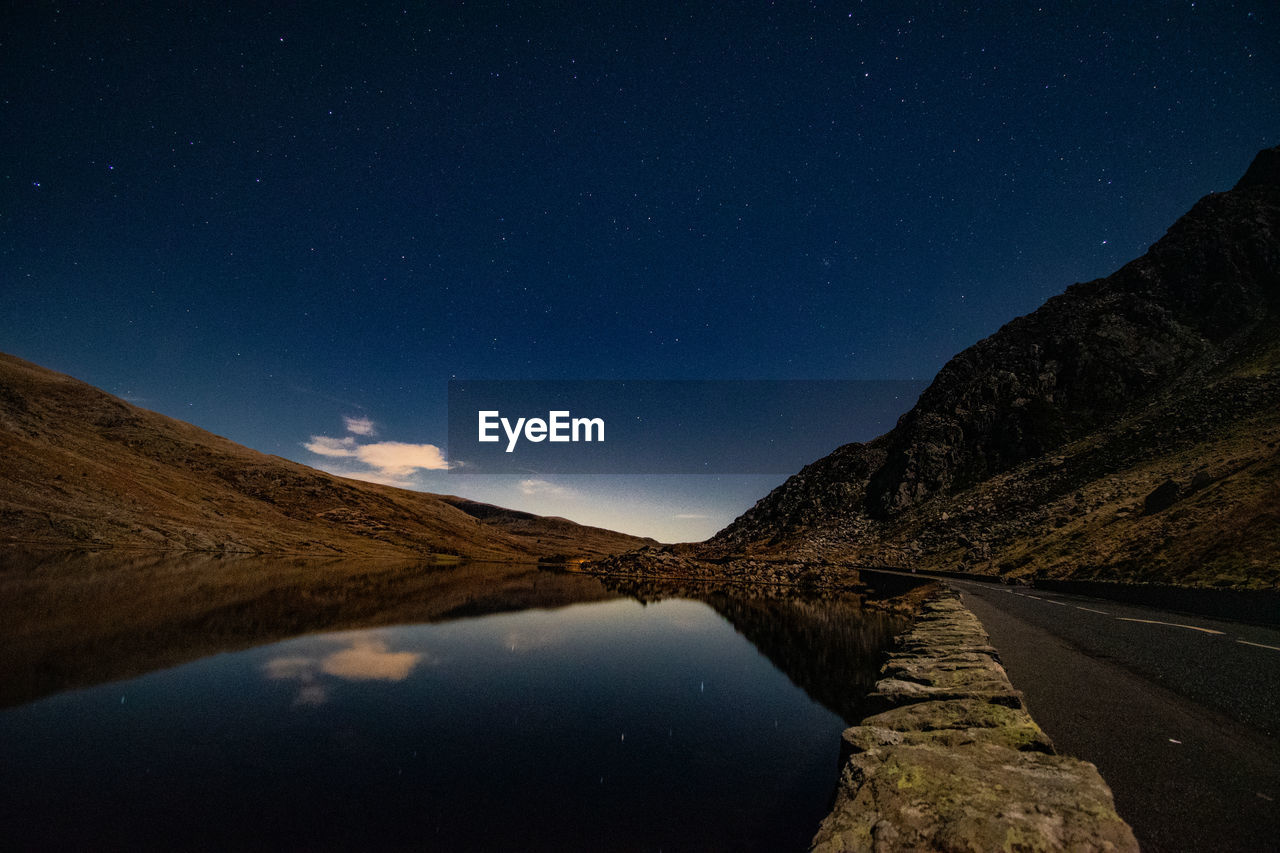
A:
[853,698,1056,754]
[872,658,1026,710]
[811,740,1139,853]
[868,592,1024,712]
[1143,479,1181,515]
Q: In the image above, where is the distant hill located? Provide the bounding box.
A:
[0,353,651,558]
[600,146,1280,590]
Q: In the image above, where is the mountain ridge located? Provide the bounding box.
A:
[0,352,651,558]
[596,144,1280,590]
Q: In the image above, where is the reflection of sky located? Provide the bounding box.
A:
[0,595,850,850]
[257,598,770,708]
[264,634,429,705]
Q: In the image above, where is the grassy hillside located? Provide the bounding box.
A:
[0,352,650,558]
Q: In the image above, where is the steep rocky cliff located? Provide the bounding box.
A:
[706,146,1280,588]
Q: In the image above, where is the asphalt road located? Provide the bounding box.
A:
[951,579,1280,853]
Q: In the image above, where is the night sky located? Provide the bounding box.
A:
[3,1,1276,541]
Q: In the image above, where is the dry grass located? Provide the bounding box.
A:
[0,352,650,559]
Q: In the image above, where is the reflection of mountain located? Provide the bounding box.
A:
[4,548,917,717]
[0,550,616,708]
[598,576,909,723]
[0,352,651,558]
[707,596,905,724]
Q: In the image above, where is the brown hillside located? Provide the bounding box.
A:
[0,352,650,558]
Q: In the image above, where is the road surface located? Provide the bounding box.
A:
[950,579,1280,853]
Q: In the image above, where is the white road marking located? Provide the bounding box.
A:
[981,582,1280,655]
[1012,592,1071,608]
[1237,639,1280,653]
[1117,617,1225,635]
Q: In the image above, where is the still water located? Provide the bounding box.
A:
[0,556,908,851]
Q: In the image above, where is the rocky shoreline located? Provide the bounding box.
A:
[584,546,867,587]
[810,588,1138,851]
[581,550,940,616]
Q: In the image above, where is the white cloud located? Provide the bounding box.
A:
[343,415,376,436]
[519,478,569,496]
[304,435,357,457]
[356,441,450,475]
[303,415,452,485]
[674,513,710,519]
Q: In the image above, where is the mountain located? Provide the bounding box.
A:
[0,353,651,558]
[601,146,1280,590]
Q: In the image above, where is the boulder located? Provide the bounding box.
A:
[812,740,1139,853]
[1143,479,1181,514]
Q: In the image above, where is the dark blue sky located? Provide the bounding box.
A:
[3,1,1276,540]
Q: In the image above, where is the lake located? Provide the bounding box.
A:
[0,553,913,851]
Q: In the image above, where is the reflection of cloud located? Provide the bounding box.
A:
[263,655,329,706]
[674,513,709,519]
[343,415,376,436]
[304,435,357,457]
[263,656,315,679]
[262,634,428,705]
[320,637,423,681]
[519,478,569,496]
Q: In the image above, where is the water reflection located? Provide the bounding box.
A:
[0,549,615,708]
[263,633,431,705]
[0,550,927,851]
[598,576,910,723]
[0,550,921,714]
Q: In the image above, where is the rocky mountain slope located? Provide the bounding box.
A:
[0,353,650,558]
[602,146,1280,589]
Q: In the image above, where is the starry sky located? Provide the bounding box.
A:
[3,1,1277,541]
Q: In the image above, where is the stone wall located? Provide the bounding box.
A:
[810,589,1139,852]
